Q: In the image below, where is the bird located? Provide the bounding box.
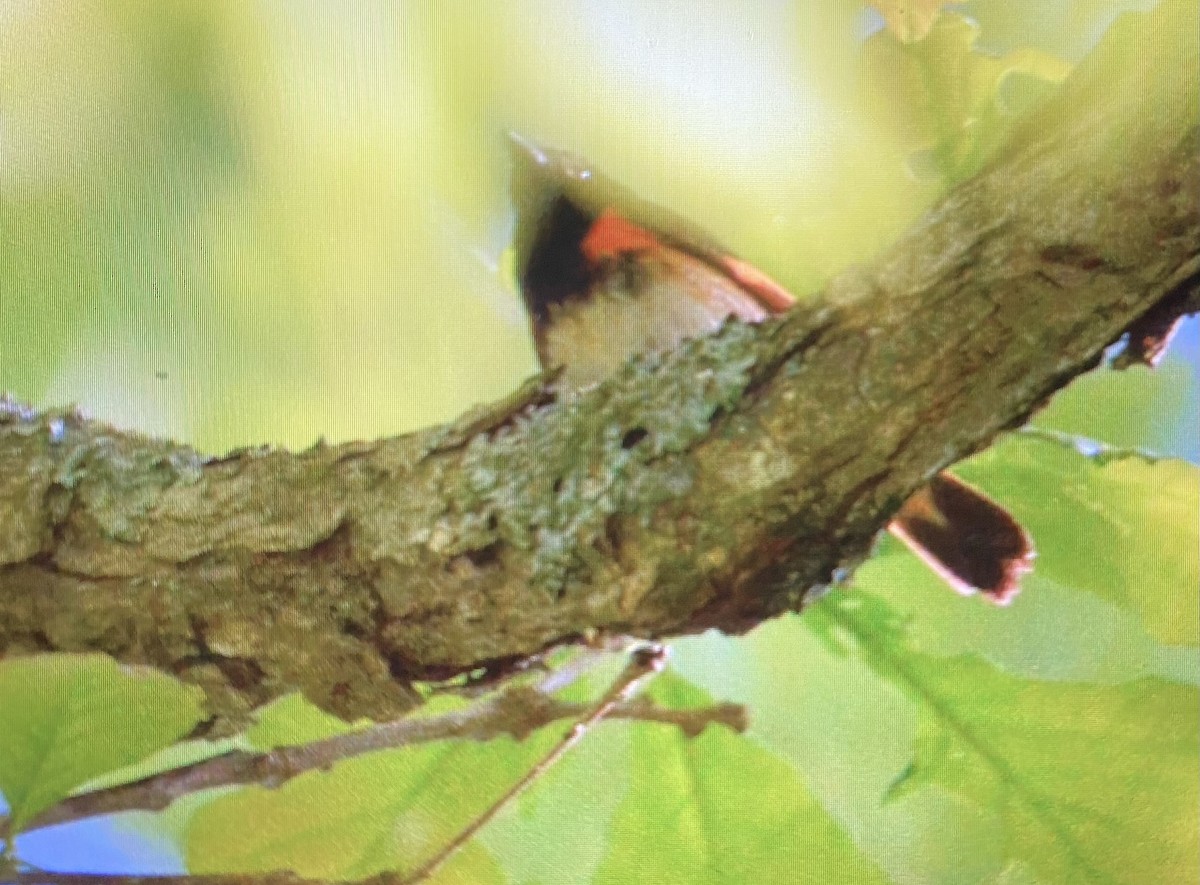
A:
[507,133,1034,604]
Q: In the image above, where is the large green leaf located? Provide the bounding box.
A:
[953,434,1199,647]
[812,597,1196,885]
[859,11,1071,185]
[666,609,1194,884]
[0,654,205,832]
[967,0,1163,60]
[589,676,891,885]
[184,725,554,879]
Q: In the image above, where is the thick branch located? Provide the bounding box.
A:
[2,10,1197,732]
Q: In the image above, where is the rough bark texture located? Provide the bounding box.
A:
[2,9,1197,732]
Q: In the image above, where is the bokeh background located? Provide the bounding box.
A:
[4,0,1186,456]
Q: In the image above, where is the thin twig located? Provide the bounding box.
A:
[393,644,669,885]
[3,649,739,885]
[17,659,739,838]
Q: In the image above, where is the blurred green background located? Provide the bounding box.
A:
[6,0,1177,455]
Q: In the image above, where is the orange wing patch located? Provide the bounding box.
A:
[582,209,798,316]
[581,209,663,263]
[717,255,797,314]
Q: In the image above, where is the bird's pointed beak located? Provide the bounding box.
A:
[506,130,550,170]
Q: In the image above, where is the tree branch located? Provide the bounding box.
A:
[2,8,1197,734]
[19,676,743,835]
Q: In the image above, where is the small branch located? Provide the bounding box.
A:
[17,668,743,836]
[7,649,701,885]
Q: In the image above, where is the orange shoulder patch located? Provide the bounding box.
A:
[580,209,663,263]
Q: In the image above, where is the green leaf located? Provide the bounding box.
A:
[954,434,1200,647]
[0,654,205,832]
[861,12,1072,185]
[243,692,361,750]
[967,0,1167,61]
[424,841,507,885]
[666,594,1197,885]
[184,728,553,879]
[844,432,1197,662]
[590,675,890,885]
[478,723,634,885]
[823,599,1197,885]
